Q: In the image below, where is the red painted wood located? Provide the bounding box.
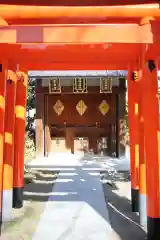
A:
[0,0,158,6]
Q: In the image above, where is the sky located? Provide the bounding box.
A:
[29,70,160,77]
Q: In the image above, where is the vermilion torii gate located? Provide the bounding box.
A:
[0,1,160,240]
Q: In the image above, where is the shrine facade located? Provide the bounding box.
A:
[31,71,126,157]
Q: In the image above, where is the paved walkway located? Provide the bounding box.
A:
[29,153,120,240]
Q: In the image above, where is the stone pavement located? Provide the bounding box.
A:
[28,153,120,240]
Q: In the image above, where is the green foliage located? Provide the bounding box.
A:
[27,78,36,111]
[26,78,36,131]
[24,132,36,161]
[25,78,36,160]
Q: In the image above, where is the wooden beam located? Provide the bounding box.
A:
[19,61,137,71]
[0,4,159,20]
[0,23,155,44]
[2,17,147,25]
[0,1,158,6]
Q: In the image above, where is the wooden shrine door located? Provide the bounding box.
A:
[74,137,89,154]
[50,137,68,153]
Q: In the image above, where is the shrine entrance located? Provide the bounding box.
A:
[0,2,160,238]
[50,137,67,153]
[74,137,89,153]
[35,74,126,158]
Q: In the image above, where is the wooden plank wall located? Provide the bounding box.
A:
[35,81,126,156]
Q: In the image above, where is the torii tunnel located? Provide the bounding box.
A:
[0,1,160,239]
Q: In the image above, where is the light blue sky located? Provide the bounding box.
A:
[29,70,160,77]
[28,70,127,77]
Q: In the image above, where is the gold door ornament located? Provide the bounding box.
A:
[76,100,87,116]
[99,100,109,115]
[100,77,112,93]
[73,78,87,93]
[53,100,64,116]
[49,78,61,94]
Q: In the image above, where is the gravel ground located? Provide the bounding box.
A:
[1,170,58,240]
[101,171,146,240]
[0,168,146,240]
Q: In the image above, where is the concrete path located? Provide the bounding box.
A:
[31,154,120,240]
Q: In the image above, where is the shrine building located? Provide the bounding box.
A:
[29,71,126,158]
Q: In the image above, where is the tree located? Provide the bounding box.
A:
[26,77,36,131]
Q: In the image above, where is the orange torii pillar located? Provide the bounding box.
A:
[127,67,139,212]
[2,70,17,221]
[13,72,28,209]
[138,101,147,228]
[140,51,160,239]
[138,56,147,229]
[0,62,8,221]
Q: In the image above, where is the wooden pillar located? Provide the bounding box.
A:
[45,125,52,156]
[107,126,116,157]
[44,94,51,156]
[35,79,45,157]
[138,50,147,229]
[115,94,120,158]
[140,48,160,239]
[127,66,139,212]
[89,137,97,154]
[138,98,147,228]
[108,92,117,157]
[0,61,7,221]
[65,129,73,153]
[13,72,28,209]
[116,78,126,157]
[2,70,17,221]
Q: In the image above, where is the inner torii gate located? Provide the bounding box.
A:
[0,1,160,240]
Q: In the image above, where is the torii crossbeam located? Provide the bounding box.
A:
[0,2,160,240]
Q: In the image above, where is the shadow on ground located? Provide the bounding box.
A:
[24,157,146,240]
[0,170,58,240]
[101,171,146,240]
[23,170,58,202]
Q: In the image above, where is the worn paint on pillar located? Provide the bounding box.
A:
[140,49,160,239]
[138,102,147,229]
[0,61,8,222]
[138,57,147,229]
[127,66,139,212]
[2,71,17,221]
[13,72,28,209]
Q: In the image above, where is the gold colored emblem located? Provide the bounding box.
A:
[100,77,112,93]
[73,78,87,93]
[99,100,109,115]
[49,78,61,94]
[76,100,87,116]
[53,100,64,116]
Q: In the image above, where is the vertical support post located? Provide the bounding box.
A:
[127,66,139,212]
[108,93,117,157]
[13,72,28,208]
[44,95,51,156]
[2,70,16,221]
[138,52,147,229]
[35,79,45,157]
[140,47,160,240]
[138,100,147,229]
[115,93,120,158]
[117,77,126,157]
[0,61,7,221]
[89,137,97,154]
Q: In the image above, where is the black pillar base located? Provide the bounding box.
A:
[12,187,23,209]
[147,217,160,240]
[131,188,139,212]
